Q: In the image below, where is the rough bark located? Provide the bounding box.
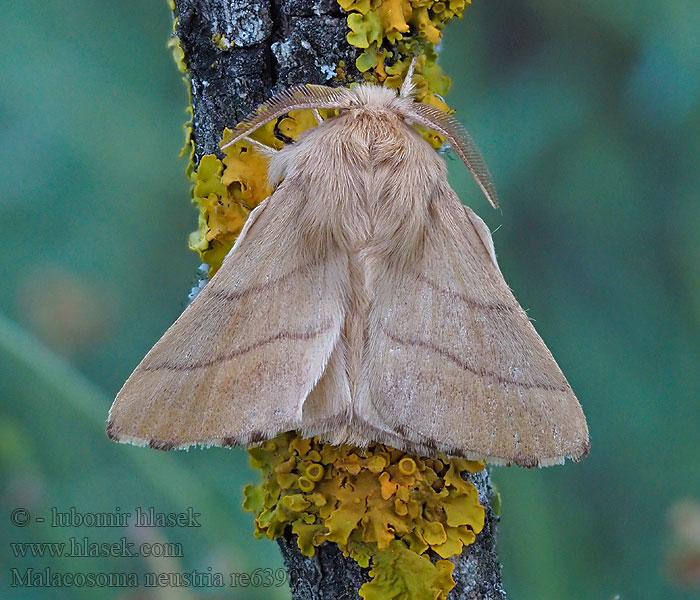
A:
[171,1,508,597]
[174,0,361,164]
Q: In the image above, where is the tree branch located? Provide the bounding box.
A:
[171,1,508,597]
[174,0,361,164]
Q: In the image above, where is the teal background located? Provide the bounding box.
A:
[1,1,698,599]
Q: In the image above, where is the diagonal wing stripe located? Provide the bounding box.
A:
[379,324,569,392]
[143,321,335,372]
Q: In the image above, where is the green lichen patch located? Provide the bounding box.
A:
[244,432,485,600]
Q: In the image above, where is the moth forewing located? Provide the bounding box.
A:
[107,188,349,450]
[108,82,589,467]
[345,120,588,467]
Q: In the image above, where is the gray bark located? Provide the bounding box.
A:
[174,0,361,164]
[171,1,508,597]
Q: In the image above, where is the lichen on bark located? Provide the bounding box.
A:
[170,1,508,597]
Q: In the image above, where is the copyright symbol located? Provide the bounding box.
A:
[11,508,30,527]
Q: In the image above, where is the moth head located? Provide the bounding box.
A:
[223,64,499,209]
[332,57,418,113]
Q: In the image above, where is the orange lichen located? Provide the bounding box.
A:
[244,432,485,600]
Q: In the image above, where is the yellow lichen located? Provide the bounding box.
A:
[340,0,469,82]
[361,540,456,600]
[212,32,233,50]
[339,0,468,149]
[188,108,337,273]
[244,432,485,600]
[167,17,195,172]
[188,151,254,273]
[347,11,384,48]
[167,20,187,74]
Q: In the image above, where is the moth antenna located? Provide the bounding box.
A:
[406,102,500,209]
[222,84,352,149]
[400,56,419,98]
[242,136,278,157]
[312,108,324,124]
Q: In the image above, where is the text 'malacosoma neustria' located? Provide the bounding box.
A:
[107,63,589,467]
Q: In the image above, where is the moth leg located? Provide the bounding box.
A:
[312,109,324,125]
[243,136,278,157]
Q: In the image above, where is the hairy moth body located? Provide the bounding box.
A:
[107,81,589,467]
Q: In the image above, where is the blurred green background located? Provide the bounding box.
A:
[1,1,698,599]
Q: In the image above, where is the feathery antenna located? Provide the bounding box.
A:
[406,102,499,209]
[222,84,352,149]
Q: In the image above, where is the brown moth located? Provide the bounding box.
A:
[107,65,589,467]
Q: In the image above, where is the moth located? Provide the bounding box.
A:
[107,64,589,467]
